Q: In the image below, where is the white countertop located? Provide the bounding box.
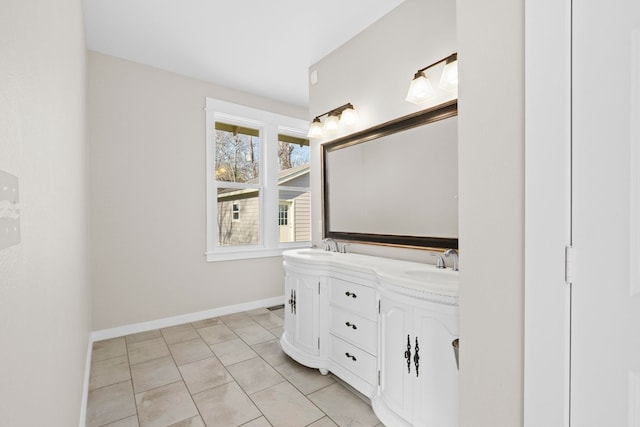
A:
[283,248,459,299]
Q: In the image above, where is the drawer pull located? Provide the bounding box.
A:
[345,321,357,330]
[345,291,357,298]
[344,352,357,361]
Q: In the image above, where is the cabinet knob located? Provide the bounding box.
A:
[344,291,357,298]
[345,321,357,330]
[344,352,357,361]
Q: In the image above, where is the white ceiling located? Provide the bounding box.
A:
[83,0,404,108]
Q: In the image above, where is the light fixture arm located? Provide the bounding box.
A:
[405,52,458,105]
[311,102,355,122]
[416,52,457,74]
[307,102,358,138]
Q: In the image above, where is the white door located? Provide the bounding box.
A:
[278,201,293,242]
[572,1,640,424]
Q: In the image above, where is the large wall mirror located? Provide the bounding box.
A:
[322,100,458,249]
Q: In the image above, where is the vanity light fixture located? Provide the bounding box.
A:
[439,53,458,91]
[406,52,458,104]
[307,118,323,138]
[307,103,358,138]
[323,113,340,132]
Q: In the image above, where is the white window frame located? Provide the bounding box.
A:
[205,98,311,261]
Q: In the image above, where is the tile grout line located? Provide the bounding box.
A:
[162,330,208,427]
[307,379,380,427]
[87,378,131,394]
[242,346,331,427]
[226,361,288,397]
[239,415,273,427]
[225,320,307,426]
[96,413,135,427]
[90,352,128,365]
[163,317,271,426]
[124,339,142,427]
[128,328,276,424]
[222,341,285,404]
[295,380,337,424]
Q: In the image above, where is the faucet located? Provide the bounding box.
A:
[323,238,338,252]
[431,253,446,269]
[444,249,459,271]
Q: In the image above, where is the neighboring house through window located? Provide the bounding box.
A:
[206,98,311,261]
[232,202,240,221]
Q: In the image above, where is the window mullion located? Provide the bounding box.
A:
[263,124,279,249]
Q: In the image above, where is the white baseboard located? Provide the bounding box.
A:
[90,295,285,342]
[79,336,93,427]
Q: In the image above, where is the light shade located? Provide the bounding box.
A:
[307,118,323,138]
[339,105,358,128]
[323,114,340,132]
[405,71,434,104]
[439,54,458,91]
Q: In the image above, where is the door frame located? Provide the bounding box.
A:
[524,0,572,426]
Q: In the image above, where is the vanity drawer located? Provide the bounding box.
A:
[330,307,377,355]
[330,278,377,321]
[330,334,376,385]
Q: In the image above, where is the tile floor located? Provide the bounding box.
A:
[86,306,383,427]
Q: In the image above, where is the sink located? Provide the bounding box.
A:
[296,249,333,256]
[401,268,458,286]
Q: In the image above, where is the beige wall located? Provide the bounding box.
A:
[0,0,90,424]
[88,52,307,330]
[309,0,525,425]
[309,0,457,264]
[457,1,524,425]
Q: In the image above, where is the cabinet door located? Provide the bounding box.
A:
[412,310,459,427]
[291,272,320,356]
[379,297,413,422]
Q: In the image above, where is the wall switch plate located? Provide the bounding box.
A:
[0,170,20,251]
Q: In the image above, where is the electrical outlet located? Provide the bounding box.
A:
[0,170,20,251]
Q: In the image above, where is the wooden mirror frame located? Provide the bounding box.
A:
[321,100,458,250]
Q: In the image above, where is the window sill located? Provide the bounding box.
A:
[206,243,311,262]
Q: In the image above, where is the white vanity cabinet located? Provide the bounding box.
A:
[377,288,459,427]
[281,260,327,370]
[280,249,459,427]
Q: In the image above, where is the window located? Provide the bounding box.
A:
[277,134,310,243]
[278,204,289,226]
[206,98,311,261]
[232,203,240,221]
[214,123,260,247]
